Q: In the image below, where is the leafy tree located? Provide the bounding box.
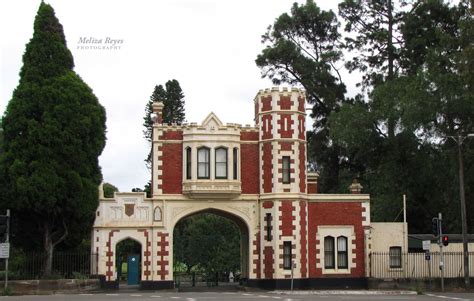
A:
[256,0,349,192]
[0,2,106,275]
[258,0,473,233]
[103,182,119,198]
[173,213,240,274]
[331,0,473,232]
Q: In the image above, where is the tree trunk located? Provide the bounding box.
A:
[43,224,54,277]
[387,0,396,139]
[41,219,68,278]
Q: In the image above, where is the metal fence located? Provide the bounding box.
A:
[370,252,474,279]
[0,252,98,280]
[174,271,239,287]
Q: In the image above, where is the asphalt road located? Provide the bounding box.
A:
[1,291,473,301]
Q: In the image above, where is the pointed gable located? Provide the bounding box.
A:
[201,112,223,130]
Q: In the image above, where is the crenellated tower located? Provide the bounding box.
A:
[255,87,307,195]
[254,87,309,281]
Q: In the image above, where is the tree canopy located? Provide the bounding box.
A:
[0,2,106,275]
[256,0,348,192]
[257,0,474,233]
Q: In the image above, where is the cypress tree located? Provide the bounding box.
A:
[0,2,106,276]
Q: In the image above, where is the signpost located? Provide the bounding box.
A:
[0,243,10,259]
[1,210,10,290]
[422,240,430,251]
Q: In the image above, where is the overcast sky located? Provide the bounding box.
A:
[1,0,350,192]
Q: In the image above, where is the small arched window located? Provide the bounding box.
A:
[337,236,348,269]
[185,147,192,180]
[215,147,228,179]
[197,147,210,179]
[324,236,335,269]
[233,147,238,180]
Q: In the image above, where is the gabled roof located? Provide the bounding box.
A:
[201,112,223,128]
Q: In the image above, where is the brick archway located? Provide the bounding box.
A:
[170,207,251,279]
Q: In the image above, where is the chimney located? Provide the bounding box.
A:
[349,179,363,194]
[152,102,164,124]
[307,172,319,194]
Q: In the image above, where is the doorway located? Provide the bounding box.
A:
[116,238,142,287]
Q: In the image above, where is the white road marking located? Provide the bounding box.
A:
[106,293,118,296]
[150,296,161,298]
[79,294,93,296]
[258,296,270,298]
[420,294,465,300]
[242,293,253,296]
[130,294,142,297]
[272,297,282,299]
[171,297,181,300]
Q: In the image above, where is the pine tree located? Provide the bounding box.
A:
[255,0,347,192]
[163,80,185,125]
[0,2,106,276]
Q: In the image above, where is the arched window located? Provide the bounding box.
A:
[154,207,162,221]
[337,236,348,269]
[233,147,238,180]
[197,147,210,179]
[215,147,227,179]
[324,236,335,269]
[185,147,192,180]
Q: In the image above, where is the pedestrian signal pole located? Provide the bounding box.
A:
[438,213,444,293]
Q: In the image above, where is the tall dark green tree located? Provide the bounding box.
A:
[256,0,348,192]
[0,2,106,275]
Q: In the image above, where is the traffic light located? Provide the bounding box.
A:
[442,235,449,246]
[432,217,439,237]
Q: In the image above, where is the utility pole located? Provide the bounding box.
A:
[439,213,444,293]
[449,133,474,288]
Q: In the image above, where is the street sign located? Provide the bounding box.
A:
[422,240,431,251]
[0,243,10,259]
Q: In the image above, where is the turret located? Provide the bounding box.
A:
[254,87,306,194]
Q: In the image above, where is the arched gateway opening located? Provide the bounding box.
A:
[172,209,250,289]
[115,238,142,287]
